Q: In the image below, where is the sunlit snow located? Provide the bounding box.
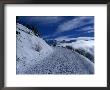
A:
[16,23,94,74]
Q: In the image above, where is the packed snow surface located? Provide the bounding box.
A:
[24,47,94,74]
[16,23,94,74]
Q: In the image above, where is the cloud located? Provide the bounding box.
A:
[29,16,63,24]
[85,30,94,33]
[55,36,94,41]
[79,26,93,31]
[56,16,94,33]
[55,36,70,41]
[77,25,94,33]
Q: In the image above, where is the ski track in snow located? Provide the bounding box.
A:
[18,47,94,74]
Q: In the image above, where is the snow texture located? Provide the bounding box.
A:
[16,23,53,73]
[24,47,94,74]
[16,23,94,74]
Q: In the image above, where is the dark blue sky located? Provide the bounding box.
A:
[17,16,94,40]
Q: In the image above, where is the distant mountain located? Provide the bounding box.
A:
[45,39,57,46]
[45,39,77,46]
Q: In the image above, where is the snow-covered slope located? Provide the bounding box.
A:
[56,38,94,63]
[16,23,94,74]
[24,47,94,74]
[16,23,53,74]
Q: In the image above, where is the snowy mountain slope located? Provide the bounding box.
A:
[16,23,94,74]
[24,47,94,74]
[16,23,53,73]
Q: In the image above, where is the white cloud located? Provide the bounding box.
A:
[86,30,94,33]
[55,36,70,41]
[76,37,94,40]
[56,16,94,33]
[78,26,93,31]
[77,26,94,33]
[55,36,94,41]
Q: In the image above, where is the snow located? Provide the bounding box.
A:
[16,23,53,73]
[16,23,94,74]
[24,47,94,74]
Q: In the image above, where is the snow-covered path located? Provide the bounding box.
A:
[22,47,94,74]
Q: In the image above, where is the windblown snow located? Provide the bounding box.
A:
[16,23,94,74]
